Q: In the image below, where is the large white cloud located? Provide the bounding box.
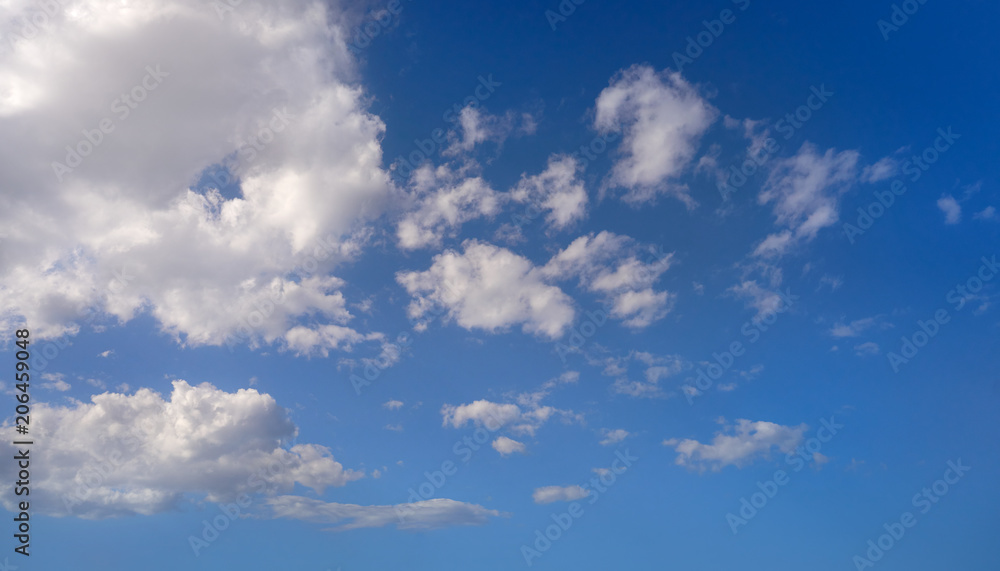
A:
[0,0,390,354]
[0,381,363,519]
[595,65,717,206]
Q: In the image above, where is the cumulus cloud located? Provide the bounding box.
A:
[443,106,526,156]
[492,436,527,456]
[397,240,576,338]
[599,428,630,446]
[974,206,996,220]
[532,485,589,504]
[510,155,588,231]
[396,164,502,250]
[663,419,807,471]
[0,381,363,518]
[268,495,503,532]
[542,232,675,328]
[596,351,686,398]
[937,195,962,225]
[860,156,900,183]
[39,373,72,392]
[0,0,390,354]
[755,144,859,257]
[829,316,887,338]
[441,374,581,449]
[383,400,404,410]
[595,65,717,205]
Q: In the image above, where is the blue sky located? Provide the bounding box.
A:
[0,0,998,569]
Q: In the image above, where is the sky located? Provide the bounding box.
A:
[0,0,998,569]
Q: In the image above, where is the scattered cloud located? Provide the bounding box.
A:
[268,496,503,532]
[492,436,527,456]
[599,428,630,446]
[937,195,962,225]
[595,65,717,205]
[663,419,807,471]
[532,485,589,504]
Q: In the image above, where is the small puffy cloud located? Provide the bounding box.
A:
[829,316,886,338]
[860,156,899,183]
[542,232,674,328]
[727,281,791,317]
[442,400,523,431]
[937,195,962,225]
[854,342,880,356]
[974,206,996,220]
[398,240,576,338]
[592,351,685,399]
[756,144,859,257]
[97,350,114,358]
[532,485,589,504]
[510,155,588,231]
[492,436,527,456]
[396,164,502,250]
[268,496,502,532]
[383,400,404,410]
[663,419,807,471]
[0,381,363,519]
[595,65,717,205]
[599,428,630,446]
[444,107,525,156]
[40,373,71,392]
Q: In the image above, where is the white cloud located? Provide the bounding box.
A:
[0,381,363,518]
[532,485,589,504]
[937,195,962,224]
[599,428,630,446]
[542,232,674,328]
[492,436,527,456]
[860,156,899,183]
[727,281,789,317]
[595,65,717,205]
[0,0,390,353]
[383,400,404,410]
[756,144,859,257]
[974,206,996,220]
[441,375,581,442]
[829,316,886,338]
[268,495,502,531]
[396,164,502,250]
[443,106,523,156]
[663,419,807,471]
[854,342,880,356]
[397,240,576,338]
[97,350,114,358]
[510,155,588,231]
[40,373,71,392]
